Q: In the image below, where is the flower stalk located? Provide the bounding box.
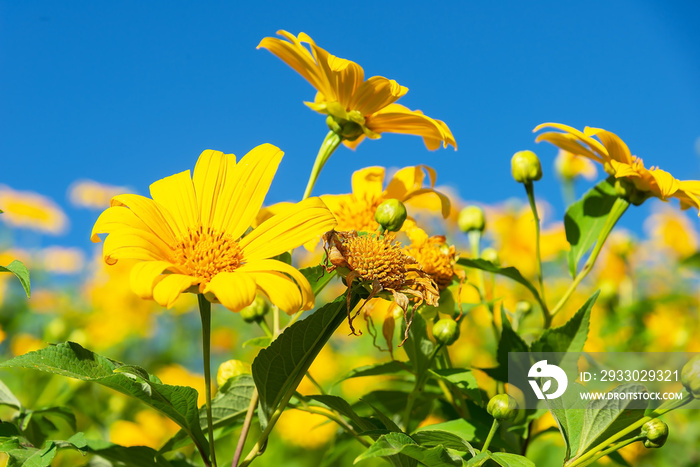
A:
[302,131,342,199]
[523,181,550,326]
[198,294,218,467]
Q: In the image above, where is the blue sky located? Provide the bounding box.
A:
[1,1,699,252]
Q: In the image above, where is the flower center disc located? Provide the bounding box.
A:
[175,226,243,281]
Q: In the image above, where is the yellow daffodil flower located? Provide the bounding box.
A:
[535,123,697,209]
[322,165,451,232]
[91,145,337,314]
[258,31,457,150]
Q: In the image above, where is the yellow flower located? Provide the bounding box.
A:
[69,179,129,209]
[322,165,451,233]
[10,333,44,356]
[158,364,207,406]
[110,410,179,448]
[92,145,337,314]
[0,185,68,234]
[275,408,337,449]
[535,123,695,208]
[39,246,85,274]
[258,31,457,150]
[644,206,699,257]
[404,227,460,290]
[554,149,597,181]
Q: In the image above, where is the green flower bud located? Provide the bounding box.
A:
[487,394,518,421]
[515,301,532,315]
[458,205,486,233]
[374,199,407,232]
[432,318,460,345]
[641,419,668,448]
[418,289,457,320]
[511,150,542,183]
[216,359,252,388]
[613,178,648,206]
[239,295,269,323]
[481,248,500,266]
[681,355,700,398]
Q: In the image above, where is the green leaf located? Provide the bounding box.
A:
[429,368,482,404]
[411,429,476,456]
[20,441,56,467]
[354,432,462,467]
[0,379,21,409]
[339,361,410,381]
[300,265,337,296]
[402,312,434,377]
[490,452,536,467]
[544,382,588,459]
[0,421,20,438]
[253,289,362,422]
[0,342,209,459]
[456,258,542,306]
[204,374,255,428]
[574,383,647,459]
[242,336,272,348]
[530,291,598,355]
[66,434,176,466]
[0,260,30,297]
[465,452,490,466]
[414,419,478,442]
[481,318,529,382]
[563,178,620,277]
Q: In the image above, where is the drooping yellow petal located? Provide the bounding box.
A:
[102,232,173,265]
[91,206,152,243]
[610,160,642,178]
[534,132,605,163]
[192,150,235,230]
[110,194,178,245]
[240,197,337,262]
[648,169,680,199]
[246,271,304,315]
[349,76,408,116]
[342,135,366,150]
[204,272,257,312]
[238,259,314,312]
[257,31,333,99]
[130,260,177,299]
[367,104,457,150]
[352,167,385,200]
[533,123,609,160]
[403,189,451,218]
[384,166,429,200]
[152,274,199,308]
[585,127,633,164]
[215,143,283,239]
[149,170,199,235]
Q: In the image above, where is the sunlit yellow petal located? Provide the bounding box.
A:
[349,76,408,116]
[204,272,257,312]
[403,189,451,218]
[103,232,173,265]
[215,144,283,239]
[247,271,303,315]
[585,127,633,164]
[238,259,314,312]
[534,132,604,163]
[110,194,179,244]
[149,171,199,235]
[240,197,337,262]
[130,261,177,299]
[384,166,428,200]
[352,167,385,200]
[649,169,680,198]
[367,104,457,150]
[152,274,198,308]
[91,206,152,243]
[342,135,366,150]
[533,123,609,160]
[192,150,235,230]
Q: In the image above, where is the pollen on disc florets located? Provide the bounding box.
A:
[174,226,243,281]
[405,236,457,290]
[327,230,412,290]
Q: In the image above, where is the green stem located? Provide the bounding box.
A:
[232,389,259,467]
[198,294,218,467]
[302,131,342,200]
[524,181,550,327]
[575,436,643,467]
[402,344,443,431]
[468,231,500,341]
[305,371,326,395]
[481,419,500,453]
[550,199,629,319]
[258,319,273,338]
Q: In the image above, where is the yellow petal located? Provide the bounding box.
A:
[349,76,408,116]
[152,274,198,309]
[240,197,337,262]
[649,169,679,198]
[534,132,605,163]
[91,206,151,243]
[215,143,284,239]
[352,167,385,200]
[533,123,609,160]
[238,259,314,312]
[610,160,641,178]
[403,189,451,218]
[102,231,173,265]
[193,150,235,230]
[367,104,456,150]
[204,272,257,312]
[246,271,304,315]
[258,31,334,100]
[130,261,177,299]
[585,127,632,164]
[110,194,179,245]
[253,201,295,228]
[342,135,366,150]
[384,166,429,200]
[149,170,199,236]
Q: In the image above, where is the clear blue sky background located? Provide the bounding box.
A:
[2,1,699,252]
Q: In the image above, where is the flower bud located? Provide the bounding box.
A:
[432,318,460,345]
[511,150,542,183]
[239,295,269,323]
[487,394,518,421]
[374,199,407,232]
[641,418,668,448]
[681,355,700,398]
[458,206,486,233]
[216,359,252,388]
[481,248,500,266]
[515,301,532,315]
[613,179,648,206]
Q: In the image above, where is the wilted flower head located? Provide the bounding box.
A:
[258,31,456,150]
